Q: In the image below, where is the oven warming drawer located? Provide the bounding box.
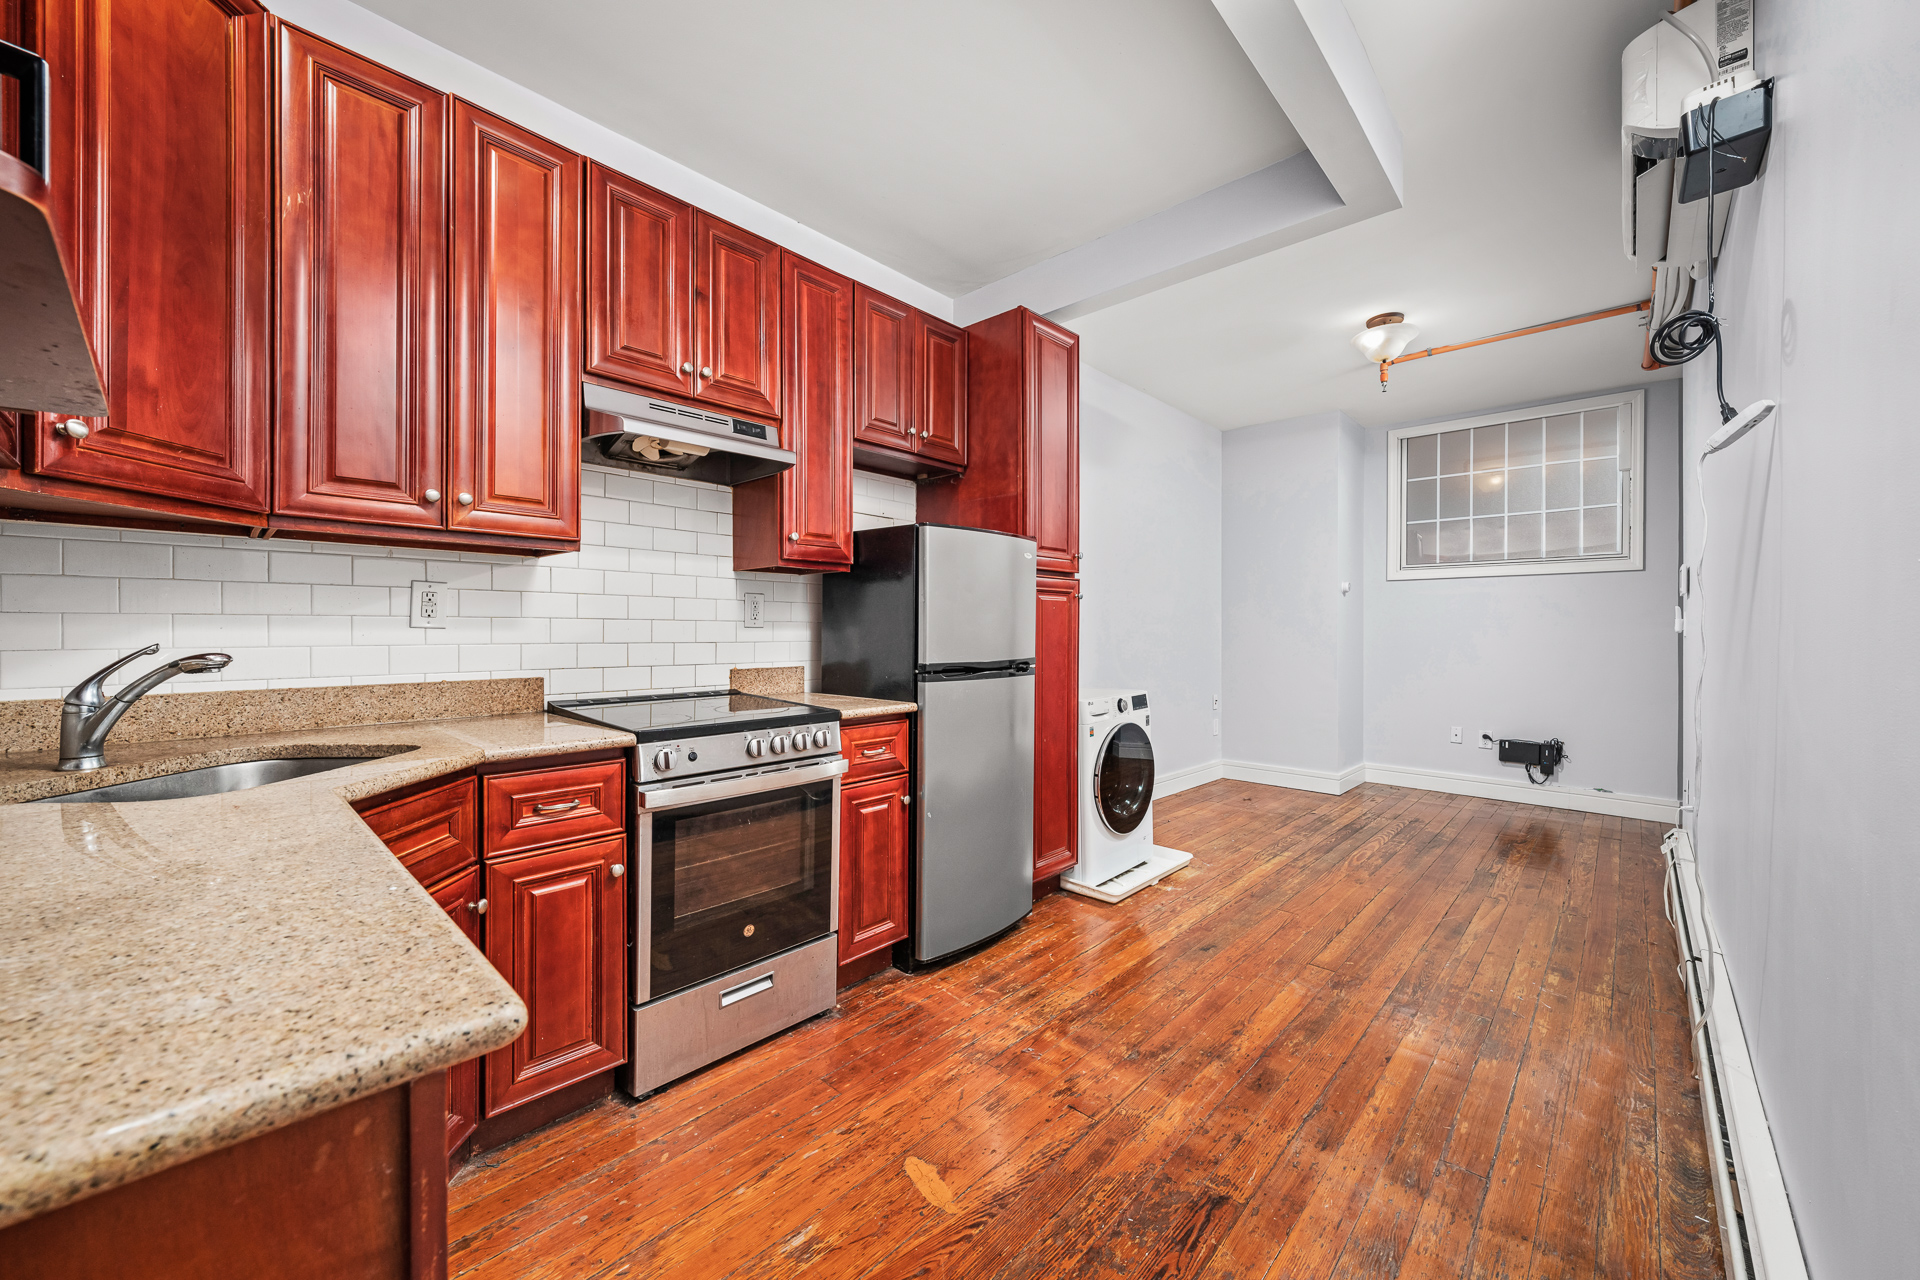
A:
[622,934,837,1097]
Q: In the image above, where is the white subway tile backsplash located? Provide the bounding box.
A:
[0,466,915,700]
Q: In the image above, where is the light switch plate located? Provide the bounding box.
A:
[743,592,767,629]
[409,580,449,629]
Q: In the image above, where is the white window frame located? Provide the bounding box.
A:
[1386,389,1646,581]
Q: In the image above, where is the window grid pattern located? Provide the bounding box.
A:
[1401,407,1627,569]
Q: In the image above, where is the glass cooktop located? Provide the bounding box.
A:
[550,689,822,740]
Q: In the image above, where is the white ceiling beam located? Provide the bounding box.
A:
[952,0,1403,328]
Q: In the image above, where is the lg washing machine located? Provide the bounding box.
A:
[1061,689,1192,903]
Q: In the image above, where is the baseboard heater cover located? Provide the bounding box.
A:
[1661,828,1810,1280]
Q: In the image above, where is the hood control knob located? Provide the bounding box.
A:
[654,748,675,771]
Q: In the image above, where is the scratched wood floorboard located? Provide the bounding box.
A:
[446,780,1723,1280]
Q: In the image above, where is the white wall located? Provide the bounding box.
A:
[0,470,914,702]
[1679,2,1920,1274]
[1362,382,1681,806]
[1077,367,1222,783]
[1220,411,1366,783]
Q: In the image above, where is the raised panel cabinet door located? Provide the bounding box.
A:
[1029,315,1080,574]
[1033,575,1080,878]
[449,100,581,543]
[585,162,693,397]
[483,834,627,1115]
[915,311,967,467]
[33,0,272,511]
[276,25,446,529]
[838,775,910,965]
[692,211,780,420]
[428,865,486,1155]
[853,284,914,452]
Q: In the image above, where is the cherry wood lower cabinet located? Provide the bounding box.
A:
[427,865,486,1156]
[482,834,628,1115]
[839,775,910,968]
[1034,576,1080,881]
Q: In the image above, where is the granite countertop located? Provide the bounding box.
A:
[789,693,917,721]
[0,711,634,1229]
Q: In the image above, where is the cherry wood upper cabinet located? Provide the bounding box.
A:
[915,311,968,468]
[692,211,780,420]
[26,0,271,515]
[449,100,580,544]
[854,285,914,453]
[585,163,693,399]
[917,307,1076,570]
[839,774,910,966]
[733,252,852,572]
[483,833,628,1115]
[1034,575,1080,880]
[275,25,446,530]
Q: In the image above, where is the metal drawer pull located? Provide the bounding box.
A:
[860,746,887,757]
[533,798,582,813]
[719,974,774,1008]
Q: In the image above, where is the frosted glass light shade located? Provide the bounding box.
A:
[1352,321,1420,363]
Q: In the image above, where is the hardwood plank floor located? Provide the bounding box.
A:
[447,780,1723,1280]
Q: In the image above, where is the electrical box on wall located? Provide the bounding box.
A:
[1499,737,1567,780]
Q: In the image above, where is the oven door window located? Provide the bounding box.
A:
[647,778,834,1000]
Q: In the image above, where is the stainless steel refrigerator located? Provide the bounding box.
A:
[822,524,1036,964]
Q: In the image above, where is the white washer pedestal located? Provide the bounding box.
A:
[1061,845,1194,904]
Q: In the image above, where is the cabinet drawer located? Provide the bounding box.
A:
[361,776,478,887]
[483,761,625,857]
[840,716,910,784]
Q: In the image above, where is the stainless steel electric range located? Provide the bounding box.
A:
[549,690,847,1096]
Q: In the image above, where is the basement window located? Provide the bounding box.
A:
[1387,390,1645,581]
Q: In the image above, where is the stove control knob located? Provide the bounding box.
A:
[654,748,675,772]
[746,738,766,758]
[813,729,833,749]
[770,734,789,754]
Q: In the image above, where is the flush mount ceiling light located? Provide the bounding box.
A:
[1350,312,1420,365]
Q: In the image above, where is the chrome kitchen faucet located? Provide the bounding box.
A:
[58,644,233,772]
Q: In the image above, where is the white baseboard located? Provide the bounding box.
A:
[1155,760,1226,798]
[1206,759,1679,822]
[1663,829,1808,1280]
[1222,759,1365,795]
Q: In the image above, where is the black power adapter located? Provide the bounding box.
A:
[1498,737,1567,785]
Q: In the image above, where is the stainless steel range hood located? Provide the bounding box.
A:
[581,382,793,486]
[0,41,107,418]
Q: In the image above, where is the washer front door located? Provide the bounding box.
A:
[1094,721,1155,835]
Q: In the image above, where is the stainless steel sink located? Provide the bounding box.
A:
[30,756,382,804]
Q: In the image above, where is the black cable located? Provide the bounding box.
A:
[1649,97,1739,425]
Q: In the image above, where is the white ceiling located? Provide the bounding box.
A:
[1073,0,1681,429]
[354,0,1304,296]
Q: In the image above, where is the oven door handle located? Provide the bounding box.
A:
[636,756,848,810]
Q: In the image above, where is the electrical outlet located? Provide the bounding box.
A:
[743,592,766,629]
[1480,732,1495,749]
[1212,718,1220,737]
[1449,725,1463,745]
[1212,696,1220,711]
[409,580,448,629]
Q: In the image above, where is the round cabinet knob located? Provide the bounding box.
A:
[681,361,695,374]
[424,488,441,503]
[769,734,789,755]
[610,864,625,878]
[788,532,799,542]
[55,418,90,439]
[456,492,474,506]
[746,738,766,758]
[654,748,676,771]
[470,898,488,915]
[921,429,930,438]
[699,366,712,379]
